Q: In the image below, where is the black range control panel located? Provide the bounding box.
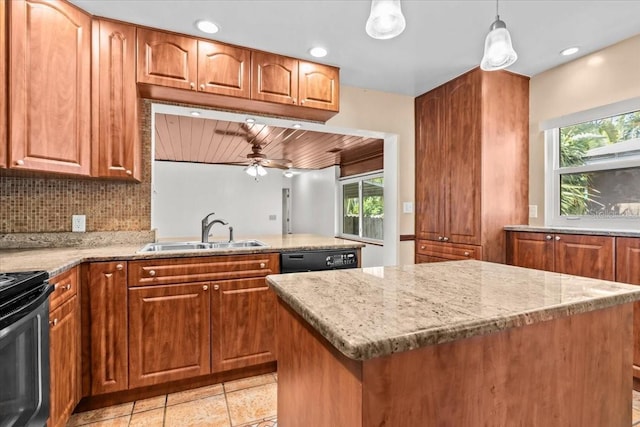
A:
[280,249,359,273]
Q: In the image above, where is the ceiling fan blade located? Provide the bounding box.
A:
[266,162,290,170]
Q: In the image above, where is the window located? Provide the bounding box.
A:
[546,107,640,229]
[340,172,384,242]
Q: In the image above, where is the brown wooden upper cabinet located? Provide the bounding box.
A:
[415,68,529,263]
[506,231,615,281]
[0,0,7,168]
[252,52,339,111]
[8,0,91,175]
[92,19,140,181]
[137,28,251,98]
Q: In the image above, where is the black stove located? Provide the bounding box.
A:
[0,270,51,330]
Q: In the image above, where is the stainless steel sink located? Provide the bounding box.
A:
[138,240,268,253]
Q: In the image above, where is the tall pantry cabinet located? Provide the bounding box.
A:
[415,68,529,264]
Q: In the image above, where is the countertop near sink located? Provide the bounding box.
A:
[0,234,365,276]
[504,225,640,238]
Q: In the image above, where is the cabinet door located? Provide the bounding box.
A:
[49,295,80,427]
[298,61,339,111]
[554,234,615,280]
[445,72,481,245]
[616,238,640,384]
[0,0,6,168]
[251,51,298,105]
[415,254,449,264]
[137,28,197,90]
[88,262,128,395]
[198,41,250,98]
[9,0,91,175]
[415,87,446,240]
[129,283,211,387]
[416,240,482,261]
[212,278,276,372]
[92,19,140,180]
[506,232,554,272]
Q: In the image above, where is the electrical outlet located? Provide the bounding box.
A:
[269,214,277,221]
[529,205,538,218]
[72,215,86,232]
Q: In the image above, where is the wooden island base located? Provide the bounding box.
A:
[277,299,632,427]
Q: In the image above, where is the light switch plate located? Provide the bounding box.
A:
[72,215,86,232]
[269,214,277,221]
[402,202,413,214]
[529,205,538,218]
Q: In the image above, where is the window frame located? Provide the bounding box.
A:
[338,170,384,244]
[544,106,640,230]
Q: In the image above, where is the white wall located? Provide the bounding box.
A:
[152,161,283,239]
[290,167,338,236]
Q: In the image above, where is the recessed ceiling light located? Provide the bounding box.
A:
[195,20,219,34]
[309,47,328,58]
[283,170,294,178]
[190,111,201,117]
[292,124,302,129]
[560,46,580,56]
[245,118,256,124]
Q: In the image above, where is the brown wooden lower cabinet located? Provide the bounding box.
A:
[128,282,211,388]
[616,237,640,388]
[506,231,614,280]
[49,295,80,427]
[212,278,277,372]
[87,261,128,395]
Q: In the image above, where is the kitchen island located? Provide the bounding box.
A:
[267,260,640,426]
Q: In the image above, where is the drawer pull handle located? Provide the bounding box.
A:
[555,236,561,241]
[116,264,124,271]
[148,270,156,277]
[16,159,25,166]
[420,245,426,250]
[438,236,443,241]
[545,235,552,240]
[200,84,205,90]
[464,251,470,257]
[50,318,58,327]
[126,170,132,175]
[259,262,266,268]
[203,285,208,291]
[214,285,220,291]
[190,82,195,89]
[443,237,449,242]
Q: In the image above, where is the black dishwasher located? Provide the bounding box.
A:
[280,249,359,273]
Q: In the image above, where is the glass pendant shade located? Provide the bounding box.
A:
[245,164,267,178]
[365,0,406,40]
[480,18,518,71]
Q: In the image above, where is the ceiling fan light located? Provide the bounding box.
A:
[244,165,258,177]
[256,165,268,176]
[365,0,406,40]
[480,18,518,71]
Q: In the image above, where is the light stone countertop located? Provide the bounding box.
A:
[267,260,640,361]
[0,234,364,277]
[504,225,640,237]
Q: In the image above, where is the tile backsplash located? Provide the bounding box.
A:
[0,101,152,234]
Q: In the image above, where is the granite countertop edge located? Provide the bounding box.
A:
[268,277,639,361]
[0,236,365,277]
[504,225,640,238]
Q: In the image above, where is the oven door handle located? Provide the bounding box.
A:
[0,284,55,331]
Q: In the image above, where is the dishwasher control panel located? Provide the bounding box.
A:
[325,253,357,268]
[281,249,359,273]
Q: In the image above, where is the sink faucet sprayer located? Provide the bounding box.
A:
[201,212,233,243]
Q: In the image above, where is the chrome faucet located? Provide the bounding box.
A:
[201,212,233,243]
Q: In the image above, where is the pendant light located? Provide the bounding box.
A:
[365,0,406,40]
[480,0,518,71]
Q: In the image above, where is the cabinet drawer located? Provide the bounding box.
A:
[128,253,280,287]
[49,268,78,312]
[416,240,482,261]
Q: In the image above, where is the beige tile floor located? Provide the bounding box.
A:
[66,373,278,427]
[69,375,640,426]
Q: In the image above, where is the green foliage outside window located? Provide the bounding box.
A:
[559,111,640,215]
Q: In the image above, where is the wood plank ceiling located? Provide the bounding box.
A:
[155,114,383,170]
